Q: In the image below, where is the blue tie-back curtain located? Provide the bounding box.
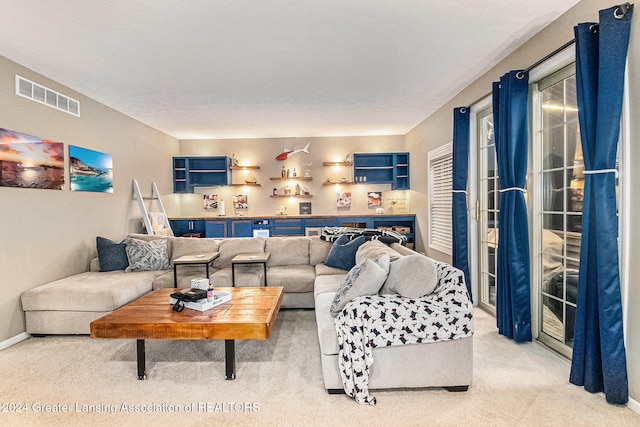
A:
[569,3,633,405]
[492,71,532,343]
[452,107,471,300]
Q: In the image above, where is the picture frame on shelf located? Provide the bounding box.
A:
[299,202,312,215]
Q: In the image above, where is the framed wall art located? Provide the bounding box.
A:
[69,145,113,193]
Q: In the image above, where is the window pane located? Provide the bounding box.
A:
[565,76,578,123]
[487,145,496,177]
[542,127,565,170]
[542,171,564,212]
[542,295,564,342]
[543,213,564,232]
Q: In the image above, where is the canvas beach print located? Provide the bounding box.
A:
[0,128,64,190]
[69,145,113,193]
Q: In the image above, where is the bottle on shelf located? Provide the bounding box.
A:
[295,183,301,195]
[293,168,297,177]
[286,168,291,178]
[281,166,286,177]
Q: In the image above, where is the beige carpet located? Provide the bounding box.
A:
[0,308,638,427]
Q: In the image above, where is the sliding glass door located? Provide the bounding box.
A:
[535,65,582,358]
[477,107,497,315]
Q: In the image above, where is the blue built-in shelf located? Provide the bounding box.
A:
[353,152,410,190]
[173,156,229,193]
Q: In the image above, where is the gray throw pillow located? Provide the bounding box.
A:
[124,238,170,272]
[330,254,390,317]
[380,254,438,298]
[355,239,402,265]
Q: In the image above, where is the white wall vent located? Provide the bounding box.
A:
[15,75,80,117]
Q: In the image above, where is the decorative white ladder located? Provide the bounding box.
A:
[132,179,173,236]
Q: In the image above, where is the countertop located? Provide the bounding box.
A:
[168,213,415,220]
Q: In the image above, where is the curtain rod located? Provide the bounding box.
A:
[522,38,576,74]
[465,2,633,109]
[465,38,575,110]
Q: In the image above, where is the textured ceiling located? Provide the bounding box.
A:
[0,0,581,139]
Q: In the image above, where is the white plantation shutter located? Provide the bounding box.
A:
[428,143,453,255]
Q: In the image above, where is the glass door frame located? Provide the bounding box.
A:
[471,97,494,315]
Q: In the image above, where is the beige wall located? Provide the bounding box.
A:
[0,56,178,341]
[167,135,409,220]
[405,0,638,404]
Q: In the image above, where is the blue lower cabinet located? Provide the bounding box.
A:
[170,220,189,236]
[205,220,227,238]
[170,220,205,237]
[273,218,303,235]
[230,220,253,237]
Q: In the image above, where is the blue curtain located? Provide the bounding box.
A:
[492,71,532,342]
[452,107,471,300]
[569,4,633,405]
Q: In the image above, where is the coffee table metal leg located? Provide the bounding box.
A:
[137,339,146,380]
[173,265,178,288]
[263,262,267,286]
[225,339,236,380]
[231,264,236,287]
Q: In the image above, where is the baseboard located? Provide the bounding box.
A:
[628,397,640,415]
[0,332,30,351]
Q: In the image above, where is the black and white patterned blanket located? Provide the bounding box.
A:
[334,261,473,405]
[321,226,408,245]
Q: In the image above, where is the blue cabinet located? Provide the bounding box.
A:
[353,152,410,190]
[230,220,253,237]
[170,220,205,237]
[173,156,229,193]
[205,220,227,238]
[273,218,303,235]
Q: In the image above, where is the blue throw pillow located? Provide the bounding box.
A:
[324,235,366,271]
[96,236,129,272]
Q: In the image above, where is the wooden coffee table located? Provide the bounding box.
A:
[90,286,283,380]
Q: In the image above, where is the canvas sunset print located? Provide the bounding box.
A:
[0,128,65,190]
[69,145,113,193]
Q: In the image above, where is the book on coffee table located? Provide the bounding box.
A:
[169,291,232,312]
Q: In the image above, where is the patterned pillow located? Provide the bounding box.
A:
[324,234,366,271]
[124,238,170,272]
[330,254,390,317]
[96,236,129,272]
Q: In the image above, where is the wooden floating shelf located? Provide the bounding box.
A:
[229,183,261,186]
[323,181,353,185]
[269,177,313,181]
[270,194,313,198]
[230,165,260,170]
[323,161,353,166]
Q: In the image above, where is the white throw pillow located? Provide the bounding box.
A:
[355,239,402,265]
[330,254,390,317]
[380,254,438,298]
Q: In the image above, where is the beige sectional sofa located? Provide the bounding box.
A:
[22,234,332,334]
[21,233,473,398]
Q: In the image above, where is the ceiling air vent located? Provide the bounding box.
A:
[15,75,80,117]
